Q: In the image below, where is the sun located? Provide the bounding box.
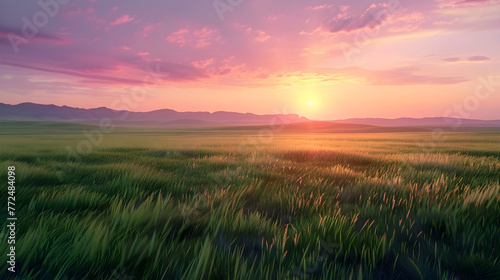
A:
[307,101,314,107]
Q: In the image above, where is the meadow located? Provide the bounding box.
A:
[0,121,499,279]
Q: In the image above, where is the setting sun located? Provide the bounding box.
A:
[307,101,313,107]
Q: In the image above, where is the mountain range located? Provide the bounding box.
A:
[0,102,307,126]
[1,102,500,130]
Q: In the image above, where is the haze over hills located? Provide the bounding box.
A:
[334,117,500,127]
[1,103,500,130]
[0,102,308,126]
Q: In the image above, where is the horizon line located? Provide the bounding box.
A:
[2,101,500,121]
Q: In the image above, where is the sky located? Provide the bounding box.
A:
[0,0,499,120]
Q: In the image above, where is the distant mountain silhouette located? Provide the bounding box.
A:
[0,102,308,126]
[0,103,499,129]
[335,117,500,127]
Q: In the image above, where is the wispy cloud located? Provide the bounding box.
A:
[307,5,332,10]
[0,61,147,85]
[442,56,490,62]
[192,58,214,69]
[166,27,221,48]
[0,27,69,45]
[322,4,425,34]
[254,30,270,42]
[443,0,500,7]
[110,14,134,25]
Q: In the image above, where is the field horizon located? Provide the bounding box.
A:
[2,102,500,129]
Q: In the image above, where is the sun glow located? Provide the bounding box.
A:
[291,89,330,119]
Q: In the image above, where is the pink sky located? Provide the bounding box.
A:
[0,0,499,120]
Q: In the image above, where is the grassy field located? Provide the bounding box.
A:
[0,121,499,279]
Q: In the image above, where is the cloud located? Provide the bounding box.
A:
[110,14,134,25]
[141,24,155,37]
[255,30,270,42]
[0,52,207,86]
[386,12,424,32]
[312,67,468,86]
[322,4,424,34]
[202,63,468,88]
[339,5,350,12]
[444,0,500,7]
[192,59,214,69]
[0,61,147,86]
[166,28,189,46]
[242,27,270,42]
[442,56,490,62]
[364,67,468,85]
[322,4,392,33]
[467,55,490,61]
[0,27,69,46]
[432,18,459,25]
[307,5,332,10]
[442,57,462,62]
[152,62,207,81]
[166,27,220,48]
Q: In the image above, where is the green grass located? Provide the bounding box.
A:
[0,122,499,279]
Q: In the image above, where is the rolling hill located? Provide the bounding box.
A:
[1,103,499,131]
